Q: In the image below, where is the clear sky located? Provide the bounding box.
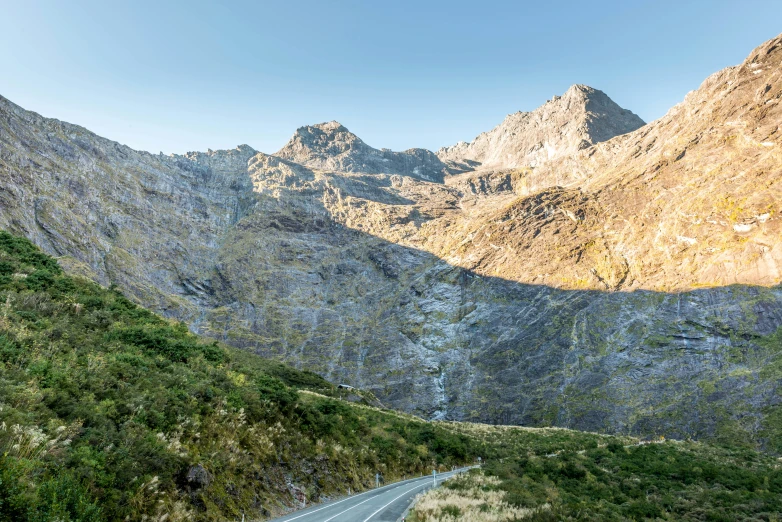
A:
[2,0,781,155]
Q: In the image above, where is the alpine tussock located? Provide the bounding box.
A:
[410,472,550,521]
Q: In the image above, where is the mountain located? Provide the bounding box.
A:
[1,34,781,454]
[436,84,645,171]
[430,34,782,291]
[275,120,448,182]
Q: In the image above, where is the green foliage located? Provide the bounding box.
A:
[0,231,61,274]
[108,326,228,363]
[32,472,102,522]
[440,504,461,517]
[0,457,29,521]
[483,441,782,521]
[0,232,474,521]
[0,458,100,522]
[436,423,782,521]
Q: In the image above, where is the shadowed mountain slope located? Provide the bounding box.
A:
[1,35,782,453]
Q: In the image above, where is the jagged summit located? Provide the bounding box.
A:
[437,84,645,171]
[274,121,447,182]
[275,121,365,161]
[312,120,349,132]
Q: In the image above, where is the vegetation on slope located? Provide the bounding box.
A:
[0,231,473,521]
[411,424,782,521]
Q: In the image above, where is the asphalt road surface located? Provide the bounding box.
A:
[268,468,470,522]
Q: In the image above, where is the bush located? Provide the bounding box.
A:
[32,472,102,522]
[0,457,29,521]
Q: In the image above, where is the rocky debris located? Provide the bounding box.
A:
[369,249,401,279]
[186,464,212,488]
[437,85,645,172]
[287,482,306,505]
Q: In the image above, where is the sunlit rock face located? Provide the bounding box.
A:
[1,35,782,450]
[436,84,645,172]
[275,120,448,182]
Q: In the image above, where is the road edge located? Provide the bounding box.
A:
[394,466,478,522]
[268,467,472,521]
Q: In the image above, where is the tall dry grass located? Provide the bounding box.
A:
[409,472,549,521]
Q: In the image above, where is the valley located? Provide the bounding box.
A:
[0,28,781,522]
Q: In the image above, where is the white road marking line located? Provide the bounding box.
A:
[273,468,466,522]
[361,471,456,522]
[320,495,378,522]
[274,476,422,522]
[274,495,354,522]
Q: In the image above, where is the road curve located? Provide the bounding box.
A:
[268,468,470,522]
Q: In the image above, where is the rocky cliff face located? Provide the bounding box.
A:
[1,35,782,451]
[437,85,645,171]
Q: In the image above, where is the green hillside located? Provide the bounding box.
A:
[412,424,782,521]
[0,231,472,521]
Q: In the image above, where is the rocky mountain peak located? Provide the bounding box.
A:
[313,120,349,132]
[287,120,355,146]
[564,83,593,96]
[274,121,447,182]
[180,144,258,170]
[437,84,645,172]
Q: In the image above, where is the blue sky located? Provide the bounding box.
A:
[2,0,781,155]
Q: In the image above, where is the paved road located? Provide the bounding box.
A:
[268,468,469,522]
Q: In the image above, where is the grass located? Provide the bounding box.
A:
[407,470,551,522]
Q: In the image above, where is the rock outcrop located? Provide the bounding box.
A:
[1,35,782,451]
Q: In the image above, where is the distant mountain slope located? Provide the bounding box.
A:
[437,84,644,171]
[1,35,781,453]
[275,121,448,182]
